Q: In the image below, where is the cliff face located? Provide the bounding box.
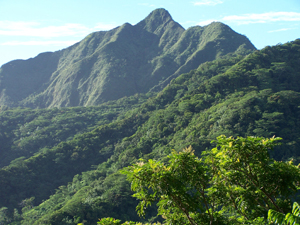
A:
[0,8,256,108]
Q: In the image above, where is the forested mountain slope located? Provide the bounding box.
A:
[0,8,255,108]
[0,93,152,168]
[0,39,299,224]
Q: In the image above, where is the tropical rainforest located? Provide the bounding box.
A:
[0,8,299,225]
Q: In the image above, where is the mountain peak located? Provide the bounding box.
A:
[135,8,175,34]
[0,8,256,108]
[147,8,173,22]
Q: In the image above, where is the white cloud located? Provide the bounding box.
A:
[268,27,297,33]
[1,40,79,46]
[0,21,40,30]
[0,21,90,37]
[222,12,300,25]
[0,21,117,38]
[195,12,300,27]
[0,20,119,47]
[193,0,223,6]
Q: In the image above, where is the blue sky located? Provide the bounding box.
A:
[0,0,299,67]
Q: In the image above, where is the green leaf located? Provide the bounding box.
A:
[268,209,286,224]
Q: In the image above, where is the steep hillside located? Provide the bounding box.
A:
[0,39,299,224]
[0,93,152,168]
[0,8,255,108]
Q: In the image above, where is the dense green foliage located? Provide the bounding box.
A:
[268,202,300,225]
[0,93,151,168]
[0,9,255,108]
[0,39,299,224]
[121,136,300,224]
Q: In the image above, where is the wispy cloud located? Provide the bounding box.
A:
[0,40,79,46]
[268,27,297,33]
[0,21,118,47]
[197,11,300,26]
[0,21,117,38]
[222,12,300,25]
[193,0,223,6]
[0,21,90,37]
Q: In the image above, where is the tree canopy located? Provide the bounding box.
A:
[121,135,300,224]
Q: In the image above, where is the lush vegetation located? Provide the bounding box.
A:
[0,39,299,224]
[268,202,300,225]
[121,136,300,224]
[0,93,151,168]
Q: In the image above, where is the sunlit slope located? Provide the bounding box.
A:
[0,9,255,108]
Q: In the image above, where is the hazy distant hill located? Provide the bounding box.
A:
[0,8,255,108]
